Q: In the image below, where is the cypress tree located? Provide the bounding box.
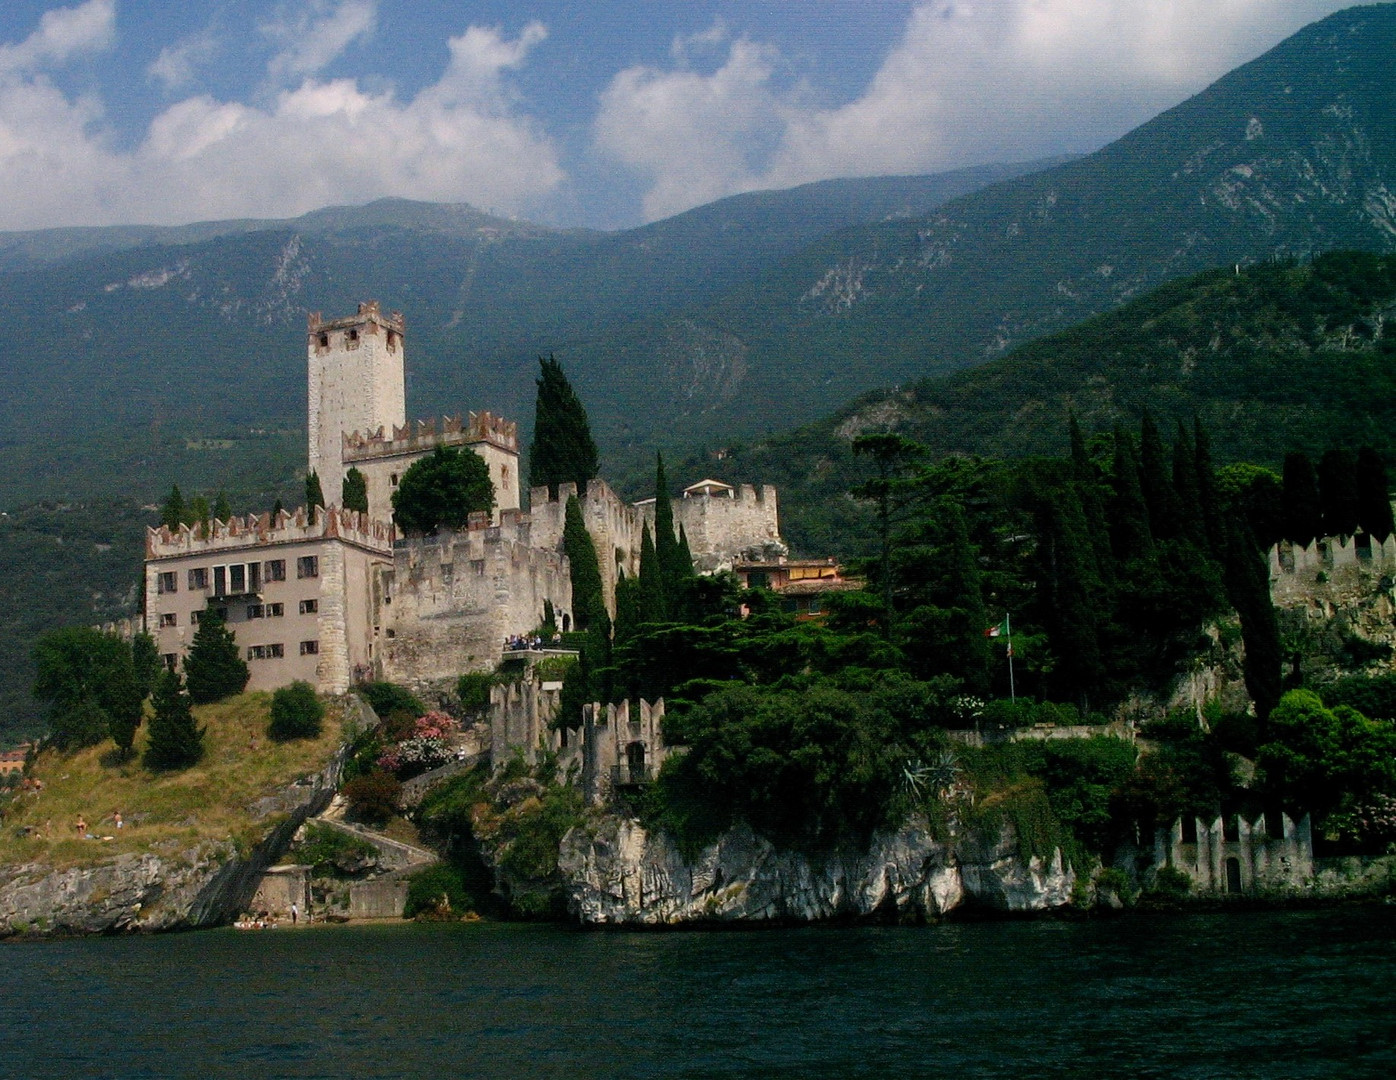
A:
[305,471,326,510]
[1281,452,1322,546]
[213,492,232,522]
[1318,448,1359,538]
[1036,486,1105,702]
[1108,427,1153,560]
[161,485,184,530]
[1356,446,1395,542]
[183,610,249,704]
[271,498,284,519]
[528,355,599,498]
[637,523,666,624]
[652,454,688,593]
[145,669,205,769]
[1172,420,1205,546]
[563,496,604,630]
[1068,412,1090,481]
[1194,417,1223,555]
[943,503,991,693]
[188,494,211,534]
[1221,523,1283,724]
[613,570,642,646]
[1138,412,1185,541]
[342,467,369,514]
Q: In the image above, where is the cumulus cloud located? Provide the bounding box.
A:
[263,0,377,84]
[0,7,562,228]
[147,28,220,91]
[596,0,1351,221]
[0,0,115,73]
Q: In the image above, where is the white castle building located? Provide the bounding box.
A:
[144,302,787,694]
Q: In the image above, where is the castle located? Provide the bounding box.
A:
[144,302,788,695]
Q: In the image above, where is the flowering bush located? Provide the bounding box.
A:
[376,711,460,778]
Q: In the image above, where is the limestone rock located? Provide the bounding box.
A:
[557,816,1073,926]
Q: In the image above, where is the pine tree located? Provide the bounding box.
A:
[1138,412,1185,541]
[1356,446,1395,542]
[528,355,599,497]
[637,523,666,624]
[342,467,369,514]
[1318,448,1359,538]
[1281,452,1322,546]
[305,471,325,510]
[563,496,604,630]
[183,610,249,704]
[145,669,205,769]
[212,492,232,522]
[1108,427,1153,560]
[161,485,184,530]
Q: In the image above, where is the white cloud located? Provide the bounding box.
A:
[0,9,562,229]
[147,28,220,91]
[263,0,378,84]
[0,0,115,73]
[595,0,1352,221]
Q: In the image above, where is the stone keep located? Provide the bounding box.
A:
[307,302,407,508]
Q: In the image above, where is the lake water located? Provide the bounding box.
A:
[2,907,1394,1078]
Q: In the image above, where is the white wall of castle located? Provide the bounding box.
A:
[378,512,572,683]
[144,508,393,695]
[307,304,406,506]
[639,484,784,573]
[527,480,643,614]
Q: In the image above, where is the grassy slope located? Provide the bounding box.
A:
[1,692,345,870]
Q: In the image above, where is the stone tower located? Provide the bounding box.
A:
[306,302,407,507]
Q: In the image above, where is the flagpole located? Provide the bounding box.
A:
[1006,612,1015,703]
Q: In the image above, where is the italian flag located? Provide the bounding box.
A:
[984,618,1009,638]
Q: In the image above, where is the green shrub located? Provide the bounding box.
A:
[356,682,425,721]
[1095,867,1133,900]
[405,864,471,918]
[267,681,324,741]
[1148,865,1193,899]
[1323,673,1396,721]
[456,672,494,714]
[292,823,378,876]
[342,770,401,825]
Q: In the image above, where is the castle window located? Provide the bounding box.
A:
[190,610,201,625]
[270,642,284,658]
[162,653,177,670]
[157,571,178,594]
[390,474,399,487]
[246,604,264,619]
[471,559,485,575]
[299,640,319,656]
[159,613,177,628]
[229,564,246,594]
[299,599,318,614]
[266,603,284,617]
[318,333,329,348]
[297,555,319,579]
[265,559,286,582]
[386,331,397,351]
[385,629,396,638]
[213,566,226,596]
[246,643,285,660]
[187,568,208,590]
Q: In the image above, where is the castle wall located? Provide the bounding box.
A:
[379,513,572,684]
[580,698,670,805]
[639,484,785,573]
[307,302,406,505]
[528,480,643,615]
[1159,812,1313,893]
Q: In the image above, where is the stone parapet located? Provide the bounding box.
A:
[343,411,518,459]
[146,506,393,560]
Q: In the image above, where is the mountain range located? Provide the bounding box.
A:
[2,6,1395,509]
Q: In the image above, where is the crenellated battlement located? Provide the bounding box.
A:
[343,410,519,461]
[307,300,404,338]
[146,505,395,560]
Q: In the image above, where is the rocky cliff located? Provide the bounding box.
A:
[558,816,1074,925]
[0,757,342,938]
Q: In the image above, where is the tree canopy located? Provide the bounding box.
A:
[391,445,495,534]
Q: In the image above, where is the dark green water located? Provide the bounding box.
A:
[3,908,1395,1078]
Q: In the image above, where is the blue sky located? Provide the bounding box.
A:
[0,1,1359,231]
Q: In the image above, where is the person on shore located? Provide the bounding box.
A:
[75,815,86,837]
[290,902,299,925]
[113,810,123,830]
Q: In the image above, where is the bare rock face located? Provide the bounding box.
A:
[558,816,1074,926]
